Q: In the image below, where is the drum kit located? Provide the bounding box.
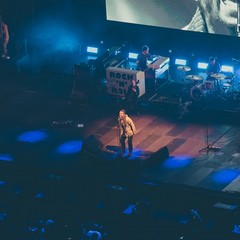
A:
[177,66,191,72]
[177,65,240,102]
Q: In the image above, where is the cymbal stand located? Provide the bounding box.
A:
[231,58,240,100]
[199,109,212,153]
[178,68,186,83]
[232,76,240,102]
[199,121,217,153]
[199,127,233,153]
[213,78,227,101]
[199,110,232,153]
[180,70,191,97]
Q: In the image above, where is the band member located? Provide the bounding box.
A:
[206,56,221,80]
[118,109,137,157]
[136,45,152,71]
[125,79,140,115]
[0,14,10,60]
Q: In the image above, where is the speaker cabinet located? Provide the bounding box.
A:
[81,134,104,157]
[144,146,169,167]
[72,63,91,90]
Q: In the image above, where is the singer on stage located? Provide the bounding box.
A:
[118,109,137,157]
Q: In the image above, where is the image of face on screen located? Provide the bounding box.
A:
[106,0,238,37]
[186,0,237,36]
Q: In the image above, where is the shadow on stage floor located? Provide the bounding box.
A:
[1,64,240,239]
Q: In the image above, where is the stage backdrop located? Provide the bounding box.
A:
[106,0,238,37]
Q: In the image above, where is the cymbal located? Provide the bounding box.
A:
[177,66,191,72]
[185,75,203,81]
[223,83,231,87]
[210,73,226,80]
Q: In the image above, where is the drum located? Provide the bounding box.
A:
[221,79,232,89]
[204,80,213,90]
[190,83,205,101]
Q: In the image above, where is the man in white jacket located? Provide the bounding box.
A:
[118,109,137,156]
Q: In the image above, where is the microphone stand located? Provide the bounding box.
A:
[199,125,232,153]
[199,105,221,153]
[199,102,232,153]
[199,106,213,153]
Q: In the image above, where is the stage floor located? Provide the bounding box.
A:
[1,68,240,238]
[0,70,240,198]
[91,110,240,196]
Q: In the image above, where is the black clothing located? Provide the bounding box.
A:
[136,52,151,71]
[206,62,221,80]
[120,135,133,154]
[125,84,140,114]
[206,63,221,75]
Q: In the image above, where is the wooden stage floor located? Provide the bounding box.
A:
[1,69,240,198]
[88,109,240,197]
[1,68,240,238]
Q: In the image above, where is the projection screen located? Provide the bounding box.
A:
[106,0,238,37]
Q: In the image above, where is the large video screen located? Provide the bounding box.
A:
[106,0,238,37]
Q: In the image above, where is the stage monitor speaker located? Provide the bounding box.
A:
[144,146,169,167]
[81,134,104,157]
[72,63,91,89]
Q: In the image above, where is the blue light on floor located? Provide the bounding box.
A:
[0,213,7,221]
[130,149,144,157]
[162,156,193,169]
[35,192,45,198]
[123,204,137,215]
[17,130,48,143]
[212,169,240,184]
[0,153,13,162]
[232,224,240,235]
[56,140,83,154]
[0,181,6,186]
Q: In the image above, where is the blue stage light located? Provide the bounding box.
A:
[197,62,208,69]
[56,140,83,154]
[221,65,234,73]
[175,59,187,65]
[0,181,6,186]
[0,153,13,162]
[87,46,98,54]
[17,130,48,143]
[162,156,193,169]
[232,224,240,235]
[212,169,240,184]
[35,192,45,198]
[128,52,138,60]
